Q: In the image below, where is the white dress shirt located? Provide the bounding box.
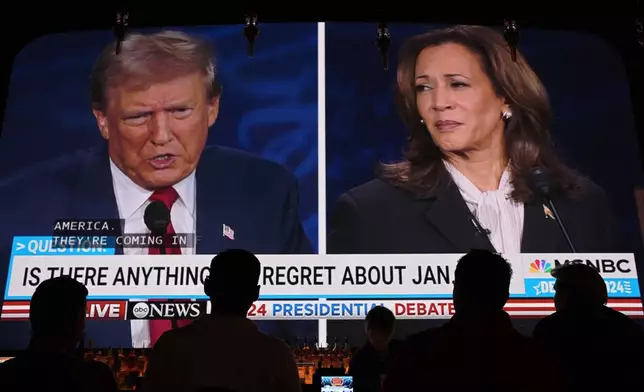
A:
[443,160,524,254]
[109,159,196,348]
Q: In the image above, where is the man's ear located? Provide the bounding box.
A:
[207,97,220,128]
[93,109,109,140]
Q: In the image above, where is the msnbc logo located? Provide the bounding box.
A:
[529,259,552,273]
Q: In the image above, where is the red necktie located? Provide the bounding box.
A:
[147,187,193,346]
[147,187,181,256]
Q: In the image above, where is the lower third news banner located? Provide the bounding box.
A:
[2,245,643,321]
[2,298,643,322]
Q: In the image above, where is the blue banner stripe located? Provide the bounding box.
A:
[5,236,115,299]
[524,277,640,297]
[10,236,116,256]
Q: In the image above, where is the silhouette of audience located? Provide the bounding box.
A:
[0,276,118,392]
[533,262,644,390]
[383,249,561,392]
[143,249,301,392]
[348,306,401,392]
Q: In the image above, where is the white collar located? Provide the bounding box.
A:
[109,158,196,219]
[443,160,513,204]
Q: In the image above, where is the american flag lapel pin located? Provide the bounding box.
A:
[543,204,555,220]
[222,224,235,240]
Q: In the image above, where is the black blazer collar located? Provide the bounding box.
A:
[422,169,496,253]
[521,196,565,253]
[422,167,567,254]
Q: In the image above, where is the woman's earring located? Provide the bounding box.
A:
[502,111,512,120]
[420,119,425,124]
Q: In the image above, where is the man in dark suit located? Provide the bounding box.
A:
[0,30,312,348]
[383,250,563,392]
[143,250,301,392]
[348,306,401,392]
[533,263,644,390]
[0,277,118,392]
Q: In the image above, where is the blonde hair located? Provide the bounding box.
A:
[90,30,222,111]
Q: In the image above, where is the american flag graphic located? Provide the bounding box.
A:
[222,224,235,240]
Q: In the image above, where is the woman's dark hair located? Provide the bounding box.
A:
[379,25,581,202]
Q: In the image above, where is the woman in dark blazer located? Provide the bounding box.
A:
[328,25,624,255]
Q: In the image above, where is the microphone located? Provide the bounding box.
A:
[530,167,577,253]
[471,216,491,236]
[143,200,178,329]
[144,200,170,255]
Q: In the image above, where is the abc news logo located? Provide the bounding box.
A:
[128,301,207,320]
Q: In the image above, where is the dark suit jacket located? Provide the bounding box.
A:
[533,306,644,390]
[0,145,312,347]
[383,312,564,392]
[328,172,625,254]
[0,351,118,392]
[348,339,402,392]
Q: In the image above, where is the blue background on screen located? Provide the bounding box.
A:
[0,24,319,349]
[0,24,319,250]
[324,23,644,257]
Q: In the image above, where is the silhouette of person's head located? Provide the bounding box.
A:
[29,276,88,350]
[552,263,608,311]
[204,249,261,317]
[452,250,513,316]
[365,306,396,350]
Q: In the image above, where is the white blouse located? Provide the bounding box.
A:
[443,160,524,254]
